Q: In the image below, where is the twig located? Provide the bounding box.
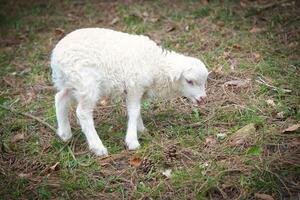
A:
[0,104,56,132]
[256,76,292,93]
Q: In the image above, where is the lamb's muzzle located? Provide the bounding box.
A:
[51,28,208,156]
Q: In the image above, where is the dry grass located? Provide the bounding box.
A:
[0,0,299,199]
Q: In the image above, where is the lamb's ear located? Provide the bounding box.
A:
[169,67,191,82]
[169,67,185,82]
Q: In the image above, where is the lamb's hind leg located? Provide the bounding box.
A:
[55,89,72,141]
[76,96,108,156]
[137,115,146,132]
[125,91,143,150]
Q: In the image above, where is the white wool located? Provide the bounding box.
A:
[51,28,207,100]
[51,28,208,156]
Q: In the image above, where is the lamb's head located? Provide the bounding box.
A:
[173,56,208,105]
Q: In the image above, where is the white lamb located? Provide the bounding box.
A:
[51,28,208,156]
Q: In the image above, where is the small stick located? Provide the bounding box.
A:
[256,77,292,93]
[0,104,56,132]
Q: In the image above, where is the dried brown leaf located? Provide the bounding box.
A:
[149,17,159,23]
[230,123,256,146]
[223,51,230,59]
[250,27,266,33]
[254,193,274,200]
[252,52,261,60]
[276,111,284,119]
[224,79,250,87]
[266,99,276,107]
[205,135,216,145]
[165,25,176,32]
[129,157,142,167]
[282,124,300,133]
[142,11,149,17]
[288,41,298,48]
[233,44,241,49]
[212,64,223,74]
[11,133,24,143]
[54,28,65,36]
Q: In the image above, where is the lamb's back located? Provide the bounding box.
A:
[51,28,163,93]
[52,28,161,70]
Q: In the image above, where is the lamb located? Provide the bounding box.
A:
[51,28,208,156]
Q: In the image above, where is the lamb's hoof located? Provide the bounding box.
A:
[126,140,140,150]
[57,130,72,142]
[91,146,108,156]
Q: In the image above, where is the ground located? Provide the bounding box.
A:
[0,0,299,199]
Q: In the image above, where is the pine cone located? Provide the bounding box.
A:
[165,144,177,163]
[139,158,154,173]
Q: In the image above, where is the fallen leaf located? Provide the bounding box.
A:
[252,52,261,60]
[233,44,241,49]
[266,99,276,107]
[129,157,142,167]
[230,123,256,146]
[288,41,298,48]
[162,169,172,178]
[110,17,119,25]
[254,193,274,200]
[224,79,250,87]
[165,25,176,32]
[212,64,223,74]
[142,11,149,17]
[54,28,65,38]
[205,135,216,145]
[276,111,284,119]
[223,51,230,59]
[149,17,159,23]
[50,162,60,171]
[250,27,266,33]
[11,133,24,143]
[282,124,300,133]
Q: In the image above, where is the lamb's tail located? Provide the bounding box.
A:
[50,52,66,91]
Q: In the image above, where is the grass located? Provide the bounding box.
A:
[0,0,299,199]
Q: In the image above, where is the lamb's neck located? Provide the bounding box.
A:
[150,51,183,98]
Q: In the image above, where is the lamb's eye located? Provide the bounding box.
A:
[186,80,194,85]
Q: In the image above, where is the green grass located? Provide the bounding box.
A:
[0,0,299,199]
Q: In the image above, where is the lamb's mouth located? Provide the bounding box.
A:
[182,97,206,108]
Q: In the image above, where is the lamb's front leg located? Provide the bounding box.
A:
[125,91,143,150]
